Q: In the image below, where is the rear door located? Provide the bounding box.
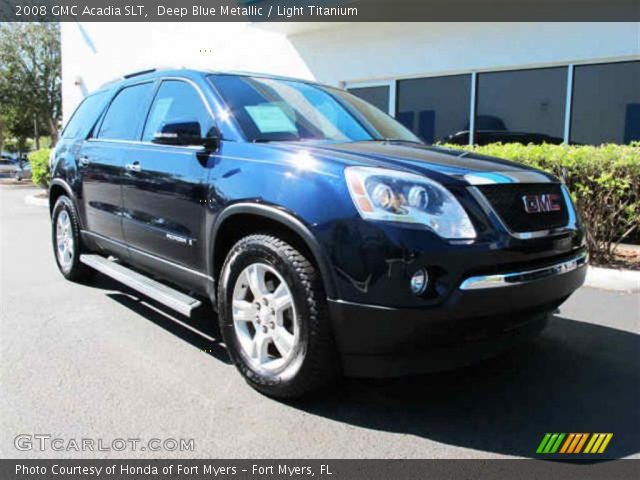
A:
[121,78,214,279]
[79,82,155,249]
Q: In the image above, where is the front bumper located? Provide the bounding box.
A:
[328,251,587,377]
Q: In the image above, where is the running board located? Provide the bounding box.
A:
[79,254,202,316]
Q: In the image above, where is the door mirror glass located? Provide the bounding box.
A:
[152,120,203,146]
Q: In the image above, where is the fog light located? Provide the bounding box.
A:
[410,268,429,295]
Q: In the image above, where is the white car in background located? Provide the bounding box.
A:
[0,156,32,181]
[0,157,19,178]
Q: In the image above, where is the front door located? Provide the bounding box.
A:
[121,79,214,278]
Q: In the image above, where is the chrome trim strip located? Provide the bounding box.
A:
[459,252,588,290]
[81,230,213,281]
[464,170,553,185]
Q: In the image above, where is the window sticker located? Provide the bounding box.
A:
[244,105,297,133]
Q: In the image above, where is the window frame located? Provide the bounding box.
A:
[92,80,155,142]
[140,77,217,146]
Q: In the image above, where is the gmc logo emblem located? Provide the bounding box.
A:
[522,194,562,213]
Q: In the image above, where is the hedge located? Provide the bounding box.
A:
[28,147,50,189]
[441,143,640,265]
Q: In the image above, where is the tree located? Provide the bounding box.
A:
[1,105,35,154]
[0,114,4,153]
[0,23,61,148]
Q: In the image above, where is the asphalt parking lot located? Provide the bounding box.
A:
[1,185,638,459]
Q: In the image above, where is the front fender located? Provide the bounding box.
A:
[208,202,338,300]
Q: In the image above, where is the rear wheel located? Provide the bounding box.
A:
[51,195,92,281]
[218,234,339,398]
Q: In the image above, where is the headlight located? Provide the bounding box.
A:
[345,166,476,239]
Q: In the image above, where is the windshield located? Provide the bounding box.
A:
[208,74,420,144]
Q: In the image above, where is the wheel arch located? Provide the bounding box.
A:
[210,203,337,300]
[49,179,76,217]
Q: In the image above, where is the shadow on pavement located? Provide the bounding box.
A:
[85,272,230,364]
[292,316,640,459]
[84,272,639,459]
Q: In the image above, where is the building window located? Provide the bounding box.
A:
[396,74,471,144]
[571,61,640,145]
[475,67,567,145]
[346,85,390,114]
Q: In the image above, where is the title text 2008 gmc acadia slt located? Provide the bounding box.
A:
[50,69,587,398]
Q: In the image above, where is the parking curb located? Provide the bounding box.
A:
[24,193,49,208]
[585,266,640,293]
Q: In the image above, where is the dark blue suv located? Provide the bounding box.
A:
[50,69,587,398]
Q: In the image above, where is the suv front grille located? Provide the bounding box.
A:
[477,183,569,233]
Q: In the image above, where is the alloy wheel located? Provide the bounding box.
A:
[231,262,299,372]
[56,210,74,271]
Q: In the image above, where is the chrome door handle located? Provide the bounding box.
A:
[125,162,141,172]
[79,157,90,167]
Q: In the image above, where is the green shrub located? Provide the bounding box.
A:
[440,143,640,265]
[28,147,50,189]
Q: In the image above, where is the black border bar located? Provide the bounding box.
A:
[4,459,640,480]
[1,0,640,22]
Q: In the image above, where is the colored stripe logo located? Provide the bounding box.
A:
[536,433,613,454]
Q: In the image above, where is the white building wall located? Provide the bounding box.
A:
[62,21,640,120]
[60,22,314,121]
[290,22,639,85]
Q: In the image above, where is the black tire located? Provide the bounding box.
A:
[51,195,93,282]
[218,234,340,399]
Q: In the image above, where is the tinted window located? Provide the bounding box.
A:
[347,86,390,114]
[571,61,640,145]
[97,83,153,140]
[62,92,107,139]
[142,80,211,141]
[476,68,566,144]
[396,75,471,144]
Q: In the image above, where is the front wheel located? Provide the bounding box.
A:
[218,234,339,399]
[51,195,92,281]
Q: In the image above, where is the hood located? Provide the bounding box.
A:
[266,141,556,186]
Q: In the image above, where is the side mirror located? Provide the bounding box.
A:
[202,126,221,152]
[152,121,203,146]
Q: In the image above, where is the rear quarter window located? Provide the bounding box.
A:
[61,92,107,140]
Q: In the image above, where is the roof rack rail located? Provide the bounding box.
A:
[123,68,157,79]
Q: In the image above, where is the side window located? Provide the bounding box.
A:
[97,83,153,140]
[142,80,211,142]
[61,92,107,139]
